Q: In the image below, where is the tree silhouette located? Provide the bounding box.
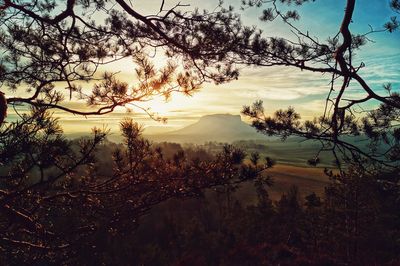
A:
[1,0,399,263]
[0,113,271,263]
[0,0,269,262]
[242,0,400,169]
[0,0,256,123]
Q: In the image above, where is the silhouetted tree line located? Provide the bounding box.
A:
[101,165,398,266]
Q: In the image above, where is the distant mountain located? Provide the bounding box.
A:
[147,114,266,143]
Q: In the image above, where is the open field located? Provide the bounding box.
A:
[267,164,331,199]
[233,164,331,204]
[139,164,333,237]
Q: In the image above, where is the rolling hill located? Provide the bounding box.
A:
[147,114,267,143]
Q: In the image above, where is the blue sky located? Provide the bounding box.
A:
[133,0,400,133]
[7,0,400,135]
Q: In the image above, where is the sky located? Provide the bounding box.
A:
[6,0,400,135]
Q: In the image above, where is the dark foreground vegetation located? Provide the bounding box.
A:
[127,165,400,266]
[1,112,399,265]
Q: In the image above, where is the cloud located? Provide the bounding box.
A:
[7,0,399,134]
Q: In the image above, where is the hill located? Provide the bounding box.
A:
[147,114,266,143]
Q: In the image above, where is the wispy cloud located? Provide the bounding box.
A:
[5,0,399,133]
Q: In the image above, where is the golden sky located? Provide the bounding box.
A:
[6,0,400,136]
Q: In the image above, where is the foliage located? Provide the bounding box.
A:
[0,112,270,263]
[121,165,400,266]
[0,0,399,264]
[0,0,260,122]
[241,0,400,169]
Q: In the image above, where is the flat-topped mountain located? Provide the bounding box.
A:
[147,114,266,143]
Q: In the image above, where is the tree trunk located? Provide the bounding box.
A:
[0,92,7,126]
